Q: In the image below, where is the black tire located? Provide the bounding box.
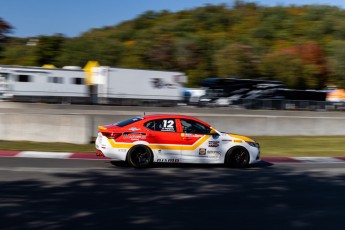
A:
[127,145,153,168]
[225,147,250,168]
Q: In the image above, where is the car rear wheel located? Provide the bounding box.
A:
[127,145,153,168]
[225,147,250,168]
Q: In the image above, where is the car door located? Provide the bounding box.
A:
[144,118,182,162]
[179,118,222,163]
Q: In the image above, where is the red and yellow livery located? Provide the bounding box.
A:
[95,114,260,168]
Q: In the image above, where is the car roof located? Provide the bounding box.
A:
[143,114,194,119]
[142,114,211,126]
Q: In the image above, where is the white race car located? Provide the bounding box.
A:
[96,114,260,168]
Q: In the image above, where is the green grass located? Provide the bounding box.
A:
[253,136,345,157]
[1,136,345,157]
[0,140,95,153]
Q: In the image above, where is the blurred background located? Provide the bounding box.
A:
[2,3,345,229]
[1,0,345,110]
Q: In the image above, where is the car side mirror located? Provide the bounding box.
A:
[210,129,219,135]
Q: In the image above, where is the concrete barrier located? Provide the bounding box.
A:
[0,113,90,144]
[93,113,345,136]
[1,110,345,145]
[194,114,345,136]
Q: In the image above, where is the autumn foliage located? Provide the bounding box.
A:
[1,2,345,88]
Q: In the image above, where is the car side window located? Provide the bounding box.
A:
[144,119,176,132]
[180,119,211,134]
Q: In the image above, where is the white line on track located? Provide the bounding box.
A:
[15,151,73,159]
[292,157,345,163]
[0,167,109,173]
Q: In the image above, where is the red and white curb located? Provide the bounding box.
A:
[0,150,106,160]
[1,150,345,163]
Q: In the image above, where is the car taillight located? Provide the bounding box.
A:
[102,132,122,139]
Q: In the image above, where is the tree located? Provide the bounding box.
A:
[35,34,65,66]
[3,3,345,90]
[260,51,305,88]
[176,36,215,87]
[142,35,176,70]
[57,36,123,67]
[0,18,13,58]
[214,44,259,78]
[260,42,328,89]
[0,18,11,35]
[0,38,36,66]
[295,42,328,88]
[327,40,345,88]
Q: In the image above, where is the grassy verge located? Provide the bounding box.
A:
[1,136,345,157]
[0,140,95,153]
[253,136,345,157]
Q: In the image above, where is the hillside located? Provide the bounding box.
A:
[2,1,345,88]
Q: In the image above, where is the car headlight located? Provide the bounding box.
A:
[246,141,260,148]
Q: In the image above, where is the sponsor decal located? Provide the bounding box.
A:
[151,78,176,89]
[123,132,146,140]
[157,159,179,163]
[118,149,127,153]
[234,140,243,143]
[161,127,174,132]
[222,139,232,142]
[207,150,221,157]
[199,148,206,155]
[207,150,221,158]
[129,127,140,131]
[183,133,202,138]
[208,141,219,147]
[182,133,192,136]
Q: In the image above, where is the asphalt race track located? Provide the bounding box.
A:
[1,102,345,229]
[0,157,345,230]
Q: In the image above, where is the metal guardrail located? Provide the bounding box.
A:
[233,99,345,111]
[2,94,345,111]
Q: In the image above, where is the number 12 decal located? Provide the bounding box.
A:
[163,120,174,128]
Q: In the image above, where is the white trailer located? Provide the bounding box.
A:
[0,65,87,103]
[93,67,186,106]
[0,65,187,106]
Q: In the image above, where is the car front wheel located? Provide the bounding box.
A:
[127,145,153,168]
[225,147,250,168]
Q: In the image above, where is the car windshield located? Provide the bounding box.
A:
[115,116,143,127]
